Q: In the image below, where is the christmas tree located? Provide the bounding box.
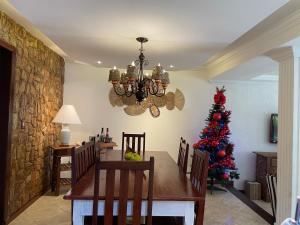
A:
[193,87,239,191]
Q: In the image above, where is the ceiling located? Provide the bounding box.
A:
[8,0,288,70]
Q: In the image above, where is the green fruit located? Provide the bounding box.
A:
[125,152,134,160]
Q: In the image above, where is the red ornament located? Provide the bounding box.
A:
[222,173,230,180]
[211,140,219,147]
[213,113,222,121]
[210,121,218,128]
[217,150,226,157]
[203,128,209,134]
[214,92,226,105]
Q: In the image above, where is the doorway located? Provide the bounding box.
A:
[0,43,15,225]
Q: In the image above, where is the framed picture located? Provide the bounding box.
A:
[270,113,278,144]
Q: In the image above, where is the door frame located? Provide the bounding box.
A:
[0,39,16,225]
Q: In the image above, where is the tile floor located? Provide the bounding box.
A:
[10,187,269,225]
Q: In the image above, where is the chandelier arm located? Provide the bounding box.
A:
[126,91,134,97]
[113,85,126,96]
[144,89,149,99]
[155,88,166,97]
[148,80,159,95]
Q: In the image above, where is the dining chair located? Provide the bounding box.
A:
[177,137,189,174]
[71,141,96,186]
[71,141,96,225]
[266,174,277,223]
[190,150,209,225]
[92,157,155,225]
[121,132,146,155]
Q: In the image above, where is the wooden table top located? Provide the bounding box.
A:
[64,151,202,201]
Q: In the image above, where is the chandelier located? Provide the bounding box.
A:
[108,37,170,103]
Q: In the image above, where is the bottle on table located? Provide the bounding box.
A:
[100,128,104,142]
[105,128,109,143]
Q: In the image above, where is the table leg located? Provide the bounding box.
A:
[184,201,195,225]
[55,156,61,196]
[51,153,57,192]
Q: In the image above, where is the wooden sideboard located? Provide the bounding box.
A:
[253,152,277,201]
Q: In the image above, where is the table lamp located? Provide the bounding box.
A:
[52,105,81,145]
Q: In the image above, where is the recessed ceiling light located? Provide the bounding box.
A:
[97,60,102,64]
[170,64,174,68]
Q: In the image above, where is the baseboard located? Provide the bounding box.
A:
[6,187,49,224]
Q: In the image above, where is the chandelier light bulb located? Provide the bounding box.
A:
[158,63,161,66]
[131,61,135,66]
[113,66,117,70]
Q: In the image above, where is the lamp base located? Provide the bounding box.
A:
[60,124,71,145]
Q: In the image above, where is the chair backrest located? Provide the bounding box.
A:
[266,174,277,220]
[92,157,154,225]
[71,141,96,186]
[177,137,189,174]
[190,150,209,197]
[122,132,146,155]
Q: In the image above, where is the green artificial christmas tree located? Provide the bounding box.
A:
[193,87,239,192]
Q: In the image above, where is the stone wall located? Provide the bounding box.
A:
[0,11,64,218]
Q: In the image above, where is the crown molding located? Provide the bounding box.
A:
[265,46,300,62]
[203,0,300,79]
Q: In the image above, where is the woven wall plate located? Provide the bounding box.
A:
[124,105,146,116]
[122,95,136,105]
[174,88,185,110]
[109,88,123,107]
[141,97,152,109]
[152,95,166,108]
[149,105,160,118]
[165,92,175,110]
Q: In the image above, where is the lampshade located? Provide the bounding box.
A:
[151,65,163,80]
[108,68,120,82]
[126,64,137,80]
[52,105,81,125]
[161,72,170,84]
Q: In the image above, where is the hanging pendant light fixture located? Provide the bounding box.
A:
[108,37,170,103]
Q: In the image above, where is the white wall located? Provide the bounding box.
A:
[212,81,278,189]
[64,63,278,189]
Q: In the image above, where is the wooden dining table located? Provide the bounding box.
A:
[64,150,203,225]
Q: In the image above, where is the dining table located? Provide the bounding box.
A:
[64,150,203,225]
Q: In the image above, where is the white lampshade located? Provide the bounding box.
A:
[52,105,81,125]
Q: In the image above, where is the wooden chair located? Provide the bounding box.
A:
[71,141,96,225]
[177,137,189,174]
[190,150,209,225]
[121,132,146,155]
[92,157,155,225]
[266,174,277,223]
[71,141,96,186]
